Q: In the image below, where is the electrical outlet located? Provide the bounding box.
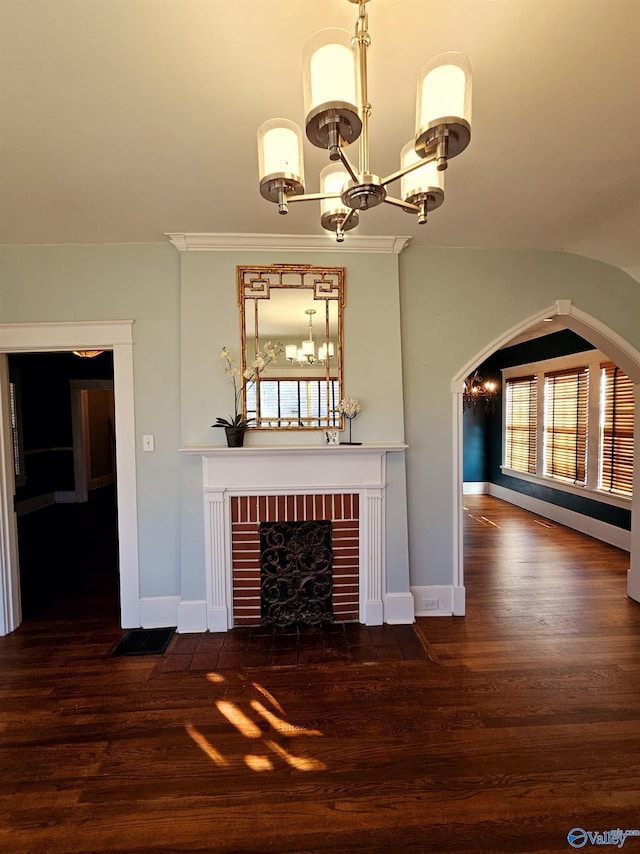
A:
[421,597,439,611]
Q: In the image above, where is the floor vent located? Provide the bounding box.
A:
[111,628,175,656]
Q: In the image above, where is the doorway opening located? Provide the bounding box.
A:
[10,351,119,622]
[0,319,139,636]
[454,299,640,613]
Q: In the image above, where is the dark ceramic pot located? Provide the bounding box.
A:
[224,426,246,447]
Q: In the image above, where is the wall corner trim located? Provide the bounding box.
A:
[556,298,573,316]
[384,592,415,624]
[177,599,208,634]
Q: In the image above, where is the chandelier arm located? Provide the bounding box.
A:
[380,149,438,188]
[336,148,359,184]
[383,195,420,212]
[286,192,342,204]
[341,208,358,231]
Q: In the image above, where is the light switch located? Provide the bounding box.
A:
[142,434,155,452]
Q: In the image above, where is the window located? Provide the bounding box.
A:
[544,367,588,484]
[502,350,634,503]
[246,379,340,428]
[600,363,634,496]
[505,376,537,474]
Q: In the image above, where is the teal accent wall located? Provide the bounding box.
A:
[478,330,631,531]
[463,404,489,483]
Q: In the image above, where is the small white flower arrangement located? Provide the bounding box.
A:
[213,342,281,429]
[338,397,362,419]
[338,397,362,445]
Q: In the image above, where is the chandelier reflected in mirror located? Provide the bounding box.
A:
[463,371,498,415]
[285,309,335,366]
[257,0,472,242]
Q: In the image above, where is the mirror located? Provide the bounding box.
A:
[237,264,344,430]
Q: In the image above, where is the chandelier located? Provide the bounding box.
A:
[257,0,472,242]
[285,309,334,366]
[463,371,498,415]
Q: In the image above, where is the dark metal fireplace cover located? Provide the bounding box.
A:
[260,519,333,627]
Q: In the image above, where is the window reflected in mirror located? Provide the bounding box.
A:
[237,265,344,430]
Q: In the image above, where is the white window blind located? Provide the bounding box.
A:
[505,376,537,474]
[544,367,588,484]
[599,363,634,496]
[246,379,339,427]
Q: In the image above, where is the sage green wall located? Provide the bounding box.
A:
[4,242,636,613]
[0,243,181,599]
[178,249,411,600]
[399,247,640,587]
[179,250,405,445]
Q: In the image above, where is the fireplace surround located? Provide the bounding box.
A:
[184,443,407,632]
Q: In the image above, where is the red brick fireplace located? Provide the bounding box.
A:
[231,492,360,625]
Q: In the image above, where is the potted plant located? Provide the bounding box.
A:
[213,343,281,446]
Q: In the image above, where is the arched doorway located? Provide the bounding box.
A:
[452,299,640,613]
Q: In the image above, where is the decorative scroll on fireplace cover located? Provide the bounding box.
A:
[259,520,333,627]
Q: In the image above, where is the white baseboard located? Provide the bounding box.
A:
[177,599,208,634]
[411,585,465,616]
[384,592,415,624]
[489,483,631,552]
[138,595,179,629]
[463,482,489,495]
[54,490,76,504]
[139,588,461,630]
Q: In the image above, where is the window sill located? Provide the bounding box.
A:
[500,467,631,510]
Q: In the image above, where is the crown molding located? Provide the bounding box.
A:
[165,233,412,255]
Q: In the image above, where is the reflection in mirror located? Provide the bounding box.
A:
[237,265,344,430]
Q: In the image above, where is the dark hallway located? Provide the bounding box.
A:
[8,350,119,626]
[17,485,119,624]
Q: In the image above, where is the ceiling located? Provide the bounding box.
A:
[1,0,639,281]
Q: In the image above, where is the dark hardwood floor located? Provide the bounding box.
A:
[1,495,640,853]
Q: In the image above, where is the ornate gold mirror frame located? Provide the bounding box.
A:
[237,264,345,430]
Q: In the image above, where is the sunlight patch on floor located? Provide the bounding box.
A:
[216,700,263,738]
[185,675,326,773]
[185,723,230,767]
[250,700,322,736]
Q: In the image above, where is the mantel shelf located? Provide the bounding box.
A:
[180,442,407,455]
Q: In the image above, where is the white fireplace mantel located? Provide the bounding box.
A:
[181,443,407,631]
